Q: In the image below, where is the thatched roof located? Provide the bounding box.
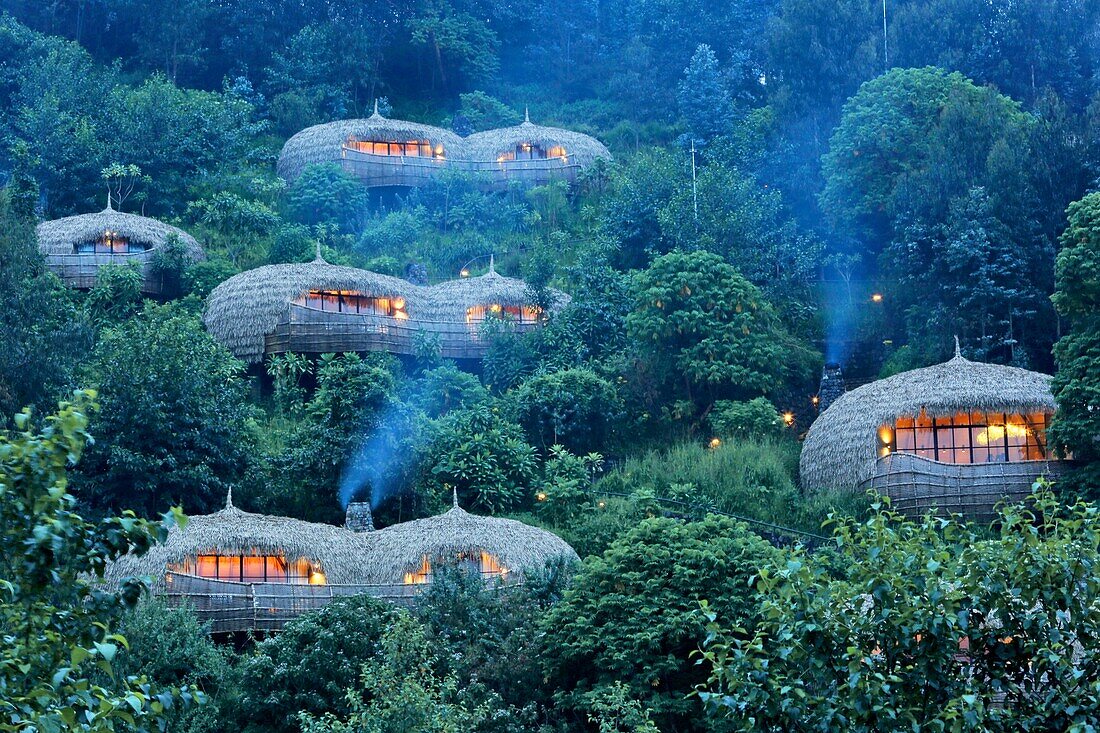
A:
[799,350,1056,492]
[203,257,568,363]
[106,493,578,588]
[358,499,580,583]
[104,493,367,586]
[463,115,612,167]
[277,107,462,182]
[203,255,422,363]
[36,206,203,259]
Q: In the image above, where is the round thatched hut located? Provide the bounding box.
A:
[203,256,565,363]
[277,103,461,186]
[462,110,612,185]
[360,494,580,585]
[37,204,203,294]
[799,346,1067,520]
[105,492,360,588]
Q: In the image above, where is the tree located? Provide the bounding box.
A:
[416,406,537,514]
[75,304,255,517]
[0,191,90,420]
[540,516,779,732]
[1,393,193,732]
[509,367,622,454]
[1049,192,1100,493]
[234,595,404,733]
[284,163,369,234]
[626,250,813,417]
[700,490,1100,731]
[299,613,491,733]
[677,44,732,142]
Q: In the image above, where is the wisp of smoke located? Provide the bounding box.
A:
[338,402,415,510]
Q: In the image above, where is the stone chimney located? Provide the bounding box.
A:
[818,362,845,412]
[345,502,375,532]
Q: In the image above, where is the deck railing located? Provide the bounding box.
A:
[161,572,513,634]
[860,452,1070,521]
[339,147,581,188]
[264,304,541,360]
[44,250,162,294]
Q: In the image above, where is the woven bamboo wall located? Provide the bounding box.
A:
[340,148,580,189]
[860,453,1071,522]
[263,304,541,360]
[44,251,163,294]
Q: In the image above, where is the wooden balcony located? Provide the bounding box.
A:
[161,572,511,634]
[340,147,582,189]
[859,452,1071,522]
[264,303,541,361]
[44,251,163,294]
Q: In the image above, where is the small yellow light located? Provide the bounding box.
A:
[878,426,893,444]
[708,437,721,449]
[811,395,820,406]
[308,571,327,585]
[536,492,547,502]
[598,500,606,509]
[871,293,884,303]
[783,412,795,426]
[490,303,501,312]
[393,297,406,310]
[460,268,470,278]
[394,310,409,320]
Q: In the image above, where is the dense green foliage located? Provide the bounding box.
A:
[701,489,1100,731]
[0,395,191,732]
[1050,193,1100,494]
[4,2,1100,731]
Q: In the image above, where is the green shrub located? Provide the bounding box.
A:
[707,397,784,439]
[234,595,403,733]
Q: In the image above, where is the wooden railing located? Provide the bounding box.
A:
[161,572,513,634]
[264,304,541,360]
[860,453,1070,521]
[44,251,162,294]
[339,147,581,188]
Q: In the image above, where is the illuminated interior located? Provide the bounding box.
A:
[403,551,509,585]
[74,230,148,254]
[346,138,444,158]
[296,290,409,319]
[878,411,1051,463]
[465,304,540,324]
[496,143,568,162]
[170,554,325,585]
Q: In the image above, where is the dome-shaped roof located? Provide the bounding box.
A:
[463,115,611,167]
[203,258,569,363]
[277,108,462,182]
[105,492,368,585]
[36,207,203,260]
[203,255,422,364]
[359,499,579,583]
[799,351,1056,492]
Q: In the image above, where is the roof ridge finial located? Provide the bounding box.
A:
[314,240,324,262]
[489,253,495,274]
[524,106,530,124]
[954,335,962,359]
[225,488,234,510]
[373,98,380,117]
[452,487,460,509]
[106,188,113,211]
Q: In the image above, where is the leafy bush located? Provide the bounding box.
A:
[540,516,780,732]
[415,406,537,513]
[234,595,403,733]
[707,397,784,439]
[701,489,1100,732]
[509,366,623,454]
[285,163,368,233]
[85,262,143,325]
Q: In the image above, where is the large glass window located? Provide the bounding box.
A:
[402,552,509,585]
[466,304,540,324]
[75,231,146,254]
[881,411,1050,464]
[296,290,408,319]
[346,138,437,158]
[170,554,324,585]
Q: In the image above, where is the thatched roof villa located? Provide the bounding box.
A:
[277,105,611,190]
[799,344,1068,520]
[107,495,578,633]
[37,204,204,295]
[203,253,567,363]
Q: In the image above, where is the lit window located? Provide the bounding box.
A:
[170,553,321,584]
[881,411,1051,464]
